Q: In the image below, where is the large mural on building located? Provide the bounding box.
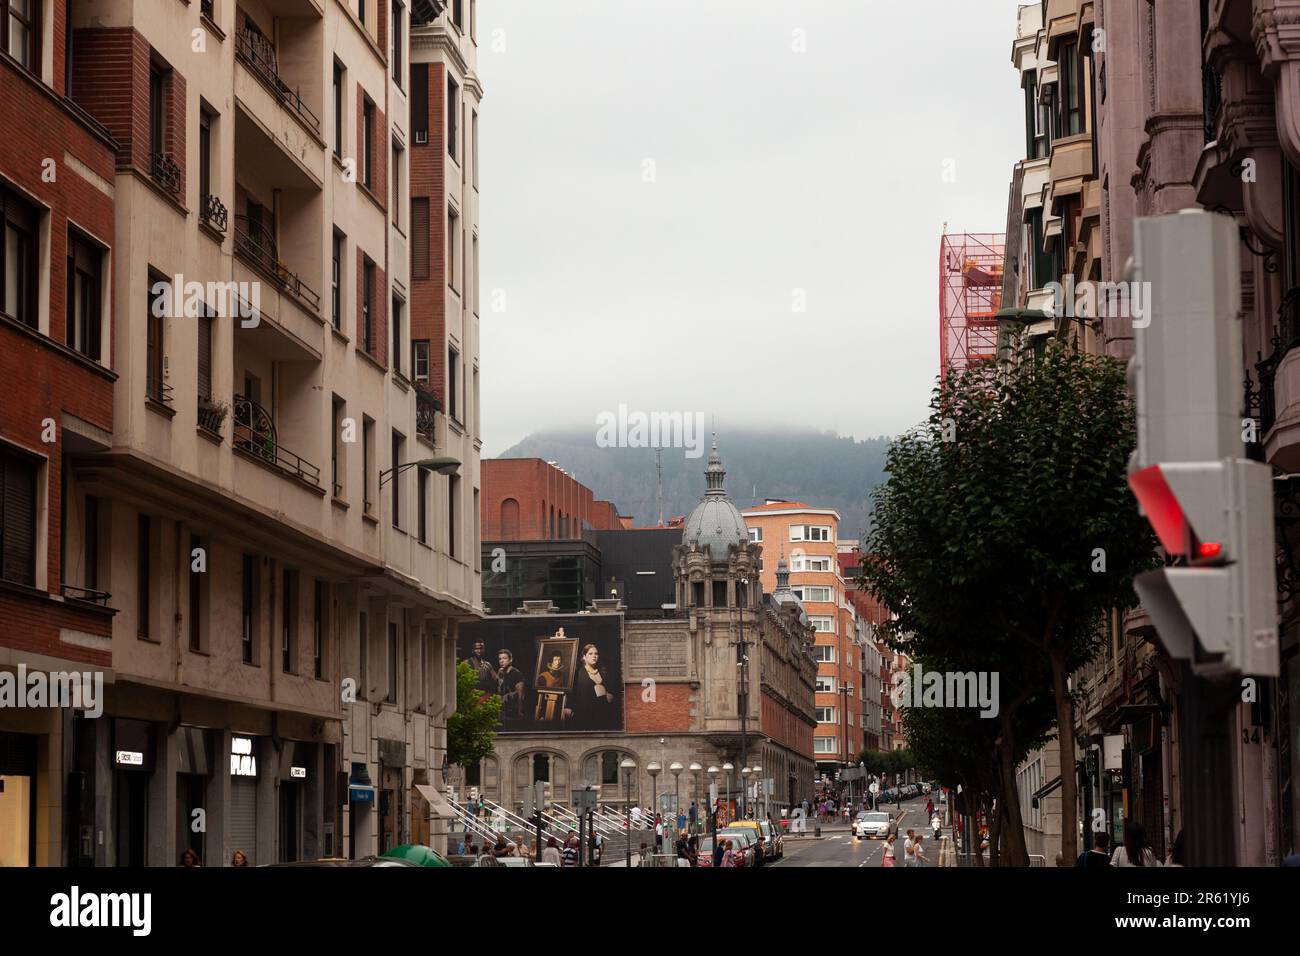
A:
[458,615,624,733]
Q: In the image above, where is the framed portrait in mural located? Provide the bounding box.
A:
[534,631,578,692]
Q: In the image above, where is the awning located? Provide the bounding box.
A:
[412,783,458,819]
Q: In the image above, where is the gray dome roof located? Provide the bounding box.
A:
[683,439,749,560]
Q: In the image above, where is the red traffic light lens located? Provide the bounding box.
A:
[1198,542,1222,559]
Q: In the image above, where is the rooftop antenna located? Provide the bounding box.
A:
[656,448,664,528]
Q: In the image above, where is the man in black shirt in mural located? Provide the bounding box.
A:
[495,649,526,722]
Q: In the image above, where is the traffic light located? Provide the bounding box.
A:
[1127,209,1278,678]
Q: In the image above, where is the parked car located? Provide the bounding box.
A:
[854,810,892,840]
[726,820,773,863]
[759,819,784,859]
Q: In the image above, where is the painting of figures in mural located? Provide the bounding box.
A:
[458,615,623,733]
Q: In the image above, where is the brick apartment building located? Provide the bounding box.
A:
[482,457,626,541]
[1,0,482,867]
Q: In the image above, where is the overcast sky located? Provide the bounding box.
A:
[477,0,1030,457]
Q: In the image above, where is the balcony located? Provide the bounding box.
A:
[416,384,441,443]
[234,27,320,135]
[150,151,181,198]
[232,393,321,487]
[233,214,321,313]
[198,397,229,438]
[201,194,229,234]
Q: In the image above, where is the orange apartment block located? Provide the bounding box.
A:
[742,500,862,775]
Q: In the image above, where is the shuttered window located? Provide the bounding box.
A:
[411,198,429,279]
[411,65,428,142]
[197,310,213,401]
[0,448,37,586]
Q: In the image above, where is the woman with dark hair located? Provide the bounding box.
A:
[565,643,616,729]
[230,851,249,867]
[1112,820,1159,867]
[180,848,202,867]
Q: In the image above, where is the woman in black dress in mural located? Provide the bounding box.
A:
[565,643,616,729]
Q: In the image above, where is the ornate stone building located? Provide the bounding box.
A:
[463,442,817,818]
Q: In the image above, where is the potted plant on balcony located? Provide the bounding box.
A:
[198,397,229,435]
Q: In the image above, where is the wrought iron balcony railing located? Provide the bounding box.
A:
[60,583,111,606]
[201,193,228,233]
[416,384,441,443]
[198,397,229,436]
[233,215,322,312]
[150,151,181,197]
[147,378,174,407]
[234,27,321,133]
[232,393,321,487]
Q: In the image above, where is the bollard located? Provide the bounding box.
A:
[814,826,820,838]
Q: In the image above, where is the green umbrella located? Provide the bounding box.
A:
[380,844,452,868]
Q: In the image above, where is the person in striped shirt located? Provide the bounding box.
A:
[561,833,579,867]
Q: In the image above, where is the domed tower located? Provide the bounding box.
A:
[675,438,759,611]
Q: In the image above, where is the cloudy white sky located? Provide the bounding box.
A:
[477,0,1030,457]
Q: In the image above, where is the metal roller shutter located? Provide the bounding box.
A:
[229,778,258,866]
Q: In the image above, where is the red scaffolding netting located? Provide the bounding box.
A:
[939,232,1005,382]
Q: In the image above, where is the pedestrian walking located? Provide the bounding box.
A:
[543,837,562,867]
[689,801,698,833]
[561,833,579,867]
[1111,820,1159,867]
[913,834,928,867]
[1077,830,1112,868]
[687,832,699,866]
[903,829,916,867]
[720,839,737,868]
[655,814,664,851]
[631,804,642,829]
[492,832,511,857]
[931,812,942,841]
[590,830,603,866]
[882,832,897,868]
[712,833,725,868]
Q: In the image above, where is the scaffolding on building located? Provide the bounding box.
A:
[939,232,1005,382]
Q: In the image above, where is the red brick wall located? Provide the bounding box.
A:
[409,62,446,406]
[0,593,112,665]
[762,693,813,758]
[625,681,693,732]
[482,460,625,541]
[71,28,151,172]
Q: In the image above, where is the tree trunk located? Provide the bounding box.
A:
[988,796,1002,867]
[996,708,1031,866]
[1050,647,1079,863]
[964,791,983,867]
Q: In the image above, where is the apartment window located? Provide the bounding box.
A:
[331,396,345,497]
[1027,208,1056,290]
[363,417,375,514]
[810,619,835,636]
[391,296,403,373]
[198,106,216,208]
[412,340,429,381]
[790,524,830,542]
[197,307,213,405]
[1,184,38,327]
[189,534,205,652]
[391,430,403,528]
[471,110,478,188]
[362,256,375,352]
[358,0,365,27]
[357,612,369,699]
[447,206,458,289]
[391,144,402,226]
[811,644,835,662]
[386,622,398,704]
[333,61,345,157]
[411,65,428,143]
[362,98,375,188]
[1059,40,1083,137]
[242,554,257,663]
[313,580,325,680]
[816,707,837,724]
[452,0,462,29]
[0,447,37,587]
[813,737,837,755]
[149,63,166,159]
[816,675,836,695]
[331,230,344,329]
[281,569,297,673]
[799,587,831,604]
[146,270,168,403]
[447,76,459,161]
[472,367,480,436]
[748,527,762,542]
[448,344,460,420]
[2,0,37,70]
[448,474,459,559]
[806,556,833,572]
[137,515,152,638]
[391,0,403,84]
[417,467,429,544]
[411,198,429,278]
[473,488,480,570]
[471,234,479,315]
[66,229,103,361]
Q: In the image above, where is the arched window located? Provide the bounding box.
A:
[500,498,520,538]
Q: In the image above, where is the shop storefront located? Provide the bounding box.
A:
[175,727,213,864]
[229,734,260,866]
[278,742,313,864]
[0,732,37,867]
[112,718,154,867]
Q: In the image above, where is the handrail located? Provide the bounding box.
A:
[232,393,321,487]
[150,151,181,197]
[235,27,321,133]
[60,583,111,606]
[201,194,228,233]
[233,215,322,312]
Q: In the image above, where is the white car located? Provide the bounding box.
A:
[854,811,892,839]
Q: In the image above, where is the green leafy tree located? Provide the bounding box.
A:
[862,337,1155,864]
[447,660,502,769]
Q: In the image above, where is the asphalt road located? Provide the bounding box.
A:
[774,796,945,868]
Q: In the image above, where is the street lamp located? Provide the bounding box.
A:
[723,762,735,825]
[688,762,702,831]
[752,763,763,821]
[620,757,637,867]
[647,762,661,842]
[707,765,719,836]
[741,766,752,818]
[379,455,460,486]
[669,762,683,828]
